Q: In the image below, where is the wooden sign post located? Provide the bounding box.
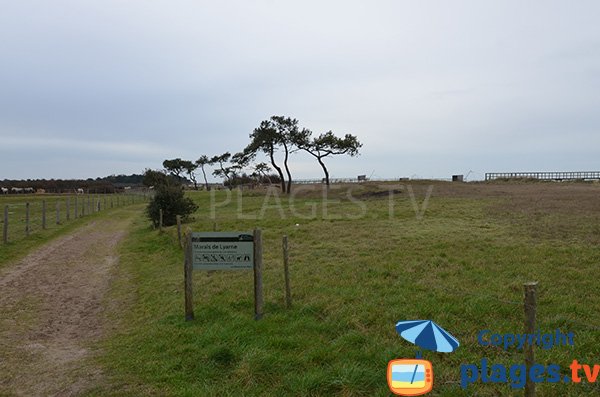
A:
[184,229,263,321]
[184,230,194,321]
[253,229,263,320]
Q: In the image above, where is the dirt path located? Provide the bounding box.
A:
[0,215,133,396]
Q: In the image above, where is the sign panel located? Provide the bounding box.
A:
[191,232,254,270]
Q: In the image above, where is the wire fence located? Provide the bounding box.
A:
[161,216,600,335]
[1,193,148,245]
[429,284,600,333]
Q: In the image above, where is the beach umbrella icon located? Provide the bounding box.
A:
[395,320,459,353]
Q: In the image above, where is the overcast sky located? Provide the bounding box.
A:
[1,1,599,181]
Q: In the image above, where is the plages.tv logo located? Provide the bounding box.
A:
[388,358,434,396]
[388,320,459,396]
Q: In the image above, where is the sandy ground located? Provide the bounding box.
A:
[0,217,132,396]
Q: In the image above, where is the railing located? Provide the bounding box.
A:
[485,171,600,181]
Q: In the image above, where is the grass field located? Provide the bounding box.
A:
[0,193,144,266]
[85,181,600,396]
[4,182,599,396]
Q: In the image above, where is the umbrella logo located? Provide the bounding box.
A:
[387,320,459,396]
[395,320,459,353]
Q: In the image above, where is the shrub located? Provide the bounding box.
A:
[146,185,198,227]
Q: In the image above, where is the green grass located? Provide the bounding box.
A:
[0,193,145,267]
[91,183,600,396]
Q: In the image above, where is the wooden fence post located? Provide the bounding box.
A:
[3,205,7,244]
[184,229,194,321]
[253,228,264,320]
[66,197,70,221]
[176,215,182,248]
[159,208,163,231]
[56,201,60,225]
[283,235,292,308]
[42,200,46,230]
[524,282,538,397]
[25,202,30,236]
[111,196,113,208]
[75,196,79,218]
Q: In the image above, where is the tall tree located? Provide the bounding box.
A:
[244,121,287,193]
[181,160,199,190]
[163,158,186,180]
[292,129,362,186]
[228,152,249,187]
[195,155,213,191]
[142,168,171,187]
[270,116,299,194]
[210,152,235,188]
[244,116,298,194]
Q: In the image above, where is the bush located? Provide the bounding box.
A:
[146,185,198,227]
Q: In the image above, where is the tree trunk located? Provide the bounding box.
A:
[269,148,286,193]
[282,141,292,194]
[317,156,330,187]
[201,166,210,191]
[189,174,198,190]
[219,163,232,190]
